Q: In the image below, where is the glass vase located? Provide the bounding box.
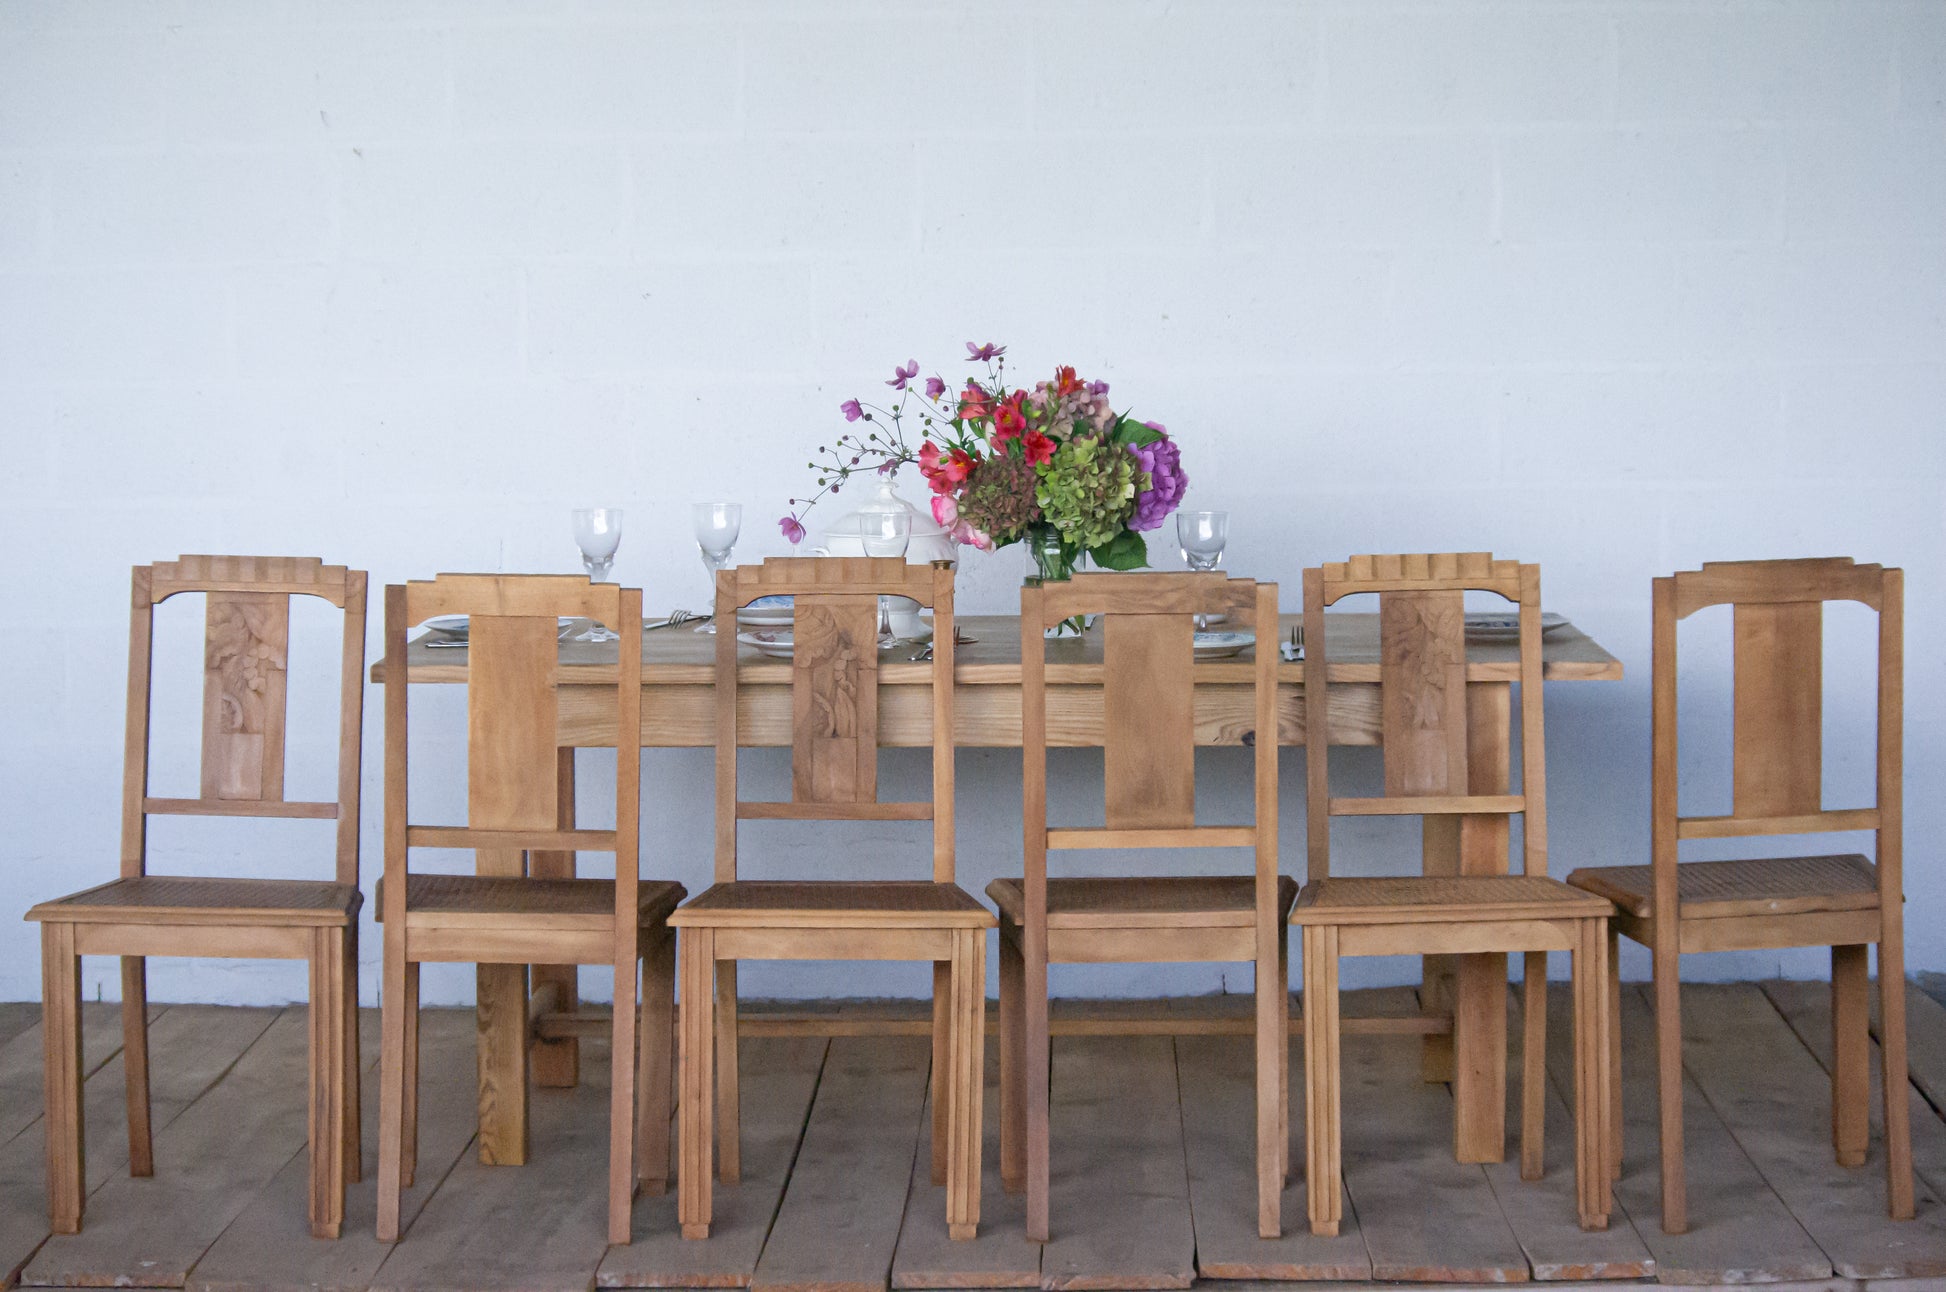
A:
[1028,524,1088,638]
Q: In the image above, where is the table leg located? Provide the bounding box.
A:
[530,747,581,1088]
[1423,682,1512,1163]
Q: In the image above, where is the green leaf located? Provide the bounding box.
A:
[1112,414,1163,448]
[1088,529,1151,571]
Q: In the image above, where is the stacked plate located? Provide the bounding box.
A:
[1464,612,1568,641]
[735,595,795,629]
[418,615,577,648]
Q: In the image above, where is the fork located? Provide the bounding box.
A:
[648,609,702,631]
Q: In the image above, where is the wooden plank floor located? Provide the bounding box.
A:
[6,984,1946,1290]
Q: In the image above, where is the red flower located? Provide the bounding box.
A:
[1021,431,1055,466]
[1054,365,1084,396]
[918,441,976,494]
[992,393,1027,443]
[957,382,992,424]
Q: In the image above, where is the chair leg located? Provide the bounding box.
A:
[1279,922,1291,1187]
[344,922,362,1185]
[1521,950,1547,1182]
[946,928,985,1241]
[376,932,409,1242]
[1256,925,1284,1239]
[1651,930,1687,1233]
[1301,925,1342,1238]
[932,959,951,1188]
[401,960,420,1189]
[1025,920,1051,1244]
[609,940,641,1246]
[1573,920,1611,1231]
[998,919,1024,1195]
[678,929,716,1240]
[1607,925,1623,1181]
[42,922,85,1235]
[1878,935,1916,1220]
[309,928,347,1239]
[121,955,153,1178]
[1831,943,1870,1169]
[638,928,675,1197]
[715,960,741,1184]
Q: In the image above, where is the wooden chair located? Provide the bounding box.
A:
[1566,557,1911,1234]
[1292,553,1613,1236]
[376,574,683,1245]
[26,556,367,1240]
[673,558,992,1241]
[992,571,1290,1242]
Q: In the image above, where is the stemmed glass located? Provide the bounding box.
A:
[571,507,623,642]
[1176,509,1228,629]
[861,512,912,648]
[691,502,742,633]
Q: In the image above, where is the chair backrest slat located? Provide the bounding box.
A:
[466,614,562,831]
[1731,600,1823,819]
[790,595,881,805]
[125,556,367,886]
[1306,553,1542,882]
[715,557,957,882]
[1377,589,1470,797]
[1102,612,1197,830]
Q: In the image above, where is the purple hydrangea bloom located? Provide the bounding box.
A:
[1126,435,1187,532]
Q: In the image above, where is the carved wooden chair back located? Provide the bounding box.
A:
[382,574,642,903]
[125,555,368,887]
[712,557,958,884]
[1019,570,1280,906]
[1654,557,1903,917]
[1303,552,1545,882]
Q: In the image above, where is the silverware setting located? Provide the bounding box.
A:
[648,609,705,630]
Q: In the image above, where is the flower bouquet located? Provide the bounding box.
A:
[780,343,1187,634]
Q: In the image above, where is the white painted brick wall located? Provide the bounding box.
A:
[1,0,1942,1006]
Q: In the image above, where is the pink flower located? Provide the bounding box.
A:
[925,375,947,399]
[886,359,919,390]
[840,399,863,422]
[779,515,807,544]
[966,341,1006,362]
[932,493,958,527]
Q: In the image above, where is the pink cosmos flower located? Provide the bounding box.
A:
[925,375,947,399]
[886,359,919,390]
[965,341,1006,362]
[840,399,863,422]
[779,515,807,544]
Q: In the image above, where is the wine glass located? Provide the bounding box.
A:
[861,512,911,647]
[692,502,742,633]
[1176,509,1228,629]
[571,507,623,642]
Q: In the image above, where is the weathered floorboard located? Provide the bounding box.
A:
[1546,986,1830,1286]
[598,1036,828,1289]
[1340,1024,1530,1283]
[1483,995,1653,1281]
[891,1045,1040,1290]
[751,1036,930,1292]
[1176,1033,1369,1281]
[1676,983,1946,1279]
[0,1004,144,1150]
[20,1007,300,1289]
[1766,979,1946,1214]
[189,1009,479,1292]
[0,1002,42,1056]
[1038,1034,1195,1291]
[0,1006,272,1287]
[1886,984,1946,1126]
[366,1037,615,1292]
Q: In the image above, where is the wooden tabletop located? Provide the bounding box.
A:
[373,613,1623,687]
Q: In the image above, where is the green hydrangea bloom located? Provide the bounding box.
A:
[1035,436,1142,551]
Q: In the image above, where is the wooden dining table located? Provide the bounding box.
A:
[373,611,1623,1171]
